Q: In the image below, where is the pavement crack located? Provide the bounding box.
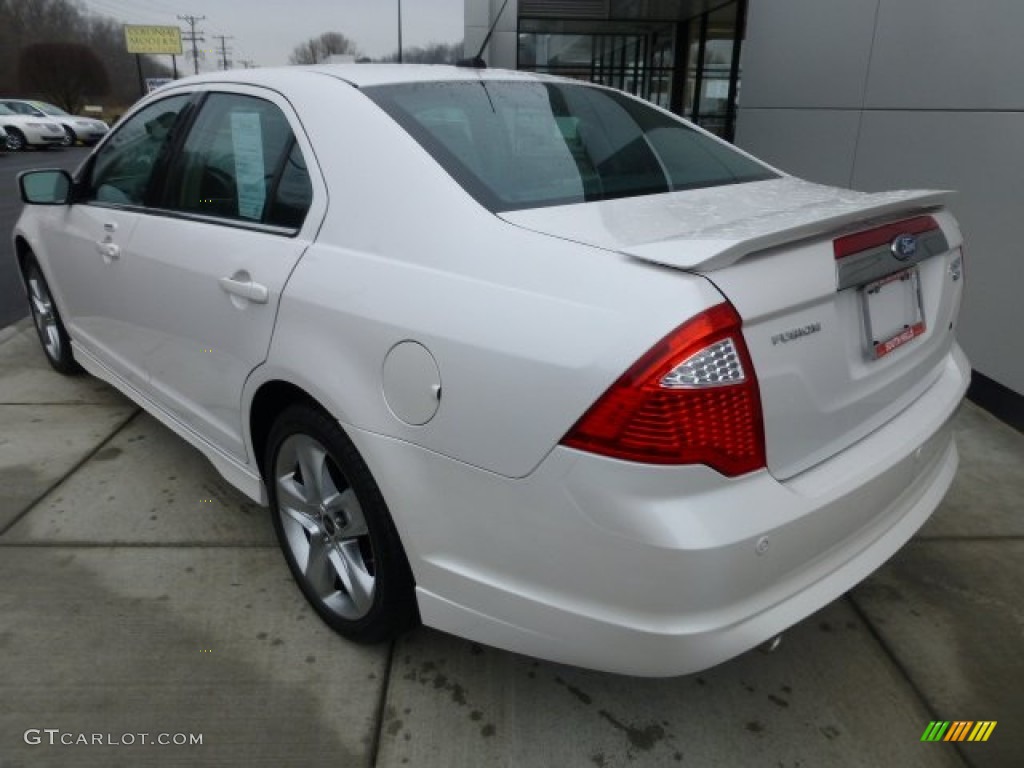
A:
[845,594,975,768]
[369,637,397,767]
[0,408,141,538]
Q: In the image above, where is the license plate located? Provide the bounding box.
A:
[860,267,926,360]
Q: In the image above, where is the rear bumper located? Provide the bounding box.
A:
[350,345,969,676]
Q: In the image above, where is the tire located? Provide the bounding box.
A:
[266,404,418,643]
[61,127,76,147]
[23,257,82,375]
[5,128,25,151]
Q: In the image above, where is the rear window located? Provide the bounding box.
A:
[365,80,776,212]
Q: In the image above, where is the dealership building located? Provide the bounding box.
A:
[465,0,1024,422]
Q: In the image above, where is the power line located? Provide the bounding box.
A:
[177,14,205,75]
[211,34,234,71]
[82,0,166,24]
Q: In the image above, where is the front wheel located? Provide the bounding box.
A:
[266,405,418,643]
[5,128,25,151]
[61,127,76,147]
[24,258,82,375]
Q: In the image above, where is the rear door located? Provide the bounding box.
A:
[126,87,325,460]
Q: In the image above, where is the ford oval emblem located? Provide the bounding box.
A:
[891,234,918,260]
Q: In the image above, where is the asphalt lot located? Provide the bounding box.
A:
[0,153,1021,766]
[0,147,89,328]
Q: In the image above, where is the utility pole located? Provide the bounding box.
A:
[397,0,402,63]
[212,34,234,70]
[177,14,205,75]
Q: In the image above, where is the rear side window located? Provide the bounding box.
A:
[164,93,312,228]
[365,80,776,212]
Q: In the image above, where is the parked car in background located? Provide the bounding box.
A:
[12,66,969,676]
[0,99,109,146]
[0,103,65,150]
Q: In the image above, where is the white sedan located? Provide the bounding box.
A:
[0,99,110,146]
[0,102,66,150]
[12,65,968,676]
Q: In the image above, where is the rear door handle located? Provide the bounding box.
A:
[219,275,269,304]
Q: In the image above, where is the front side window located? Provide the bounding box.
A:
[88,94,191,206]
[2,101,39,115]
[366,81,776,212]
[30,101,69,116]
[164,93,311,228]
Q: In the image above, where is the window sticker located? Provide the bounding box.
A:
[230,111,266,220]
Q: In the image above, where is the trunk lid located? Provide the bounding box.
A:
[501,178,964,479]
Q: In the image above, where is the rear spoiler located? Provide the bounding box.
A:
[621,188,953,273]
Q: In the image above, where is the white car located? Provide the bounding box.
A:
[0,99,109,146]
[0,102,66,150]
[12,66,968,676]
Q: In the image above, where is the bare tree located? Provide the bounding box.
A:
[18,42,110,113]
[288,31,360,65]
[0,0,170,107]
[378,41,464,65]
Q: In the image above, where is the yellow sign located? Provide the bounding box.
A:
[124,25,183,55]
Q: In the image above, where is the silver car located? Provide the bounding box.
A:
[0,99,109,147]
[0,103,65,150]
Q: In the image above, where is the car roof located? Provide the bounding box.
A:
[162,63,558,91]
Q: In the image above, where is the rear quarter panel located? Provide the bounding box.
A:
[250,78,725,478]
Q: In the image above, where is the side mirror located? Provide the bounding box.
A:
[19,169,72,205]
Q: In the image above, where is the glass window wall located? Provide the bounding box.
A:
[518,1,746,140]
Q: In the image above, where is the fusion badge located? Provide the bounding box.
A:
[771,322,822,346]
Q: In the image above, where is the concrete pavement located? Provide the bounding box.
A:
[0,320,1020,767]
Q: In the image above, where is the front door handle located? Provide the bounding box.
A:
[219,274,269,304]
[95,242,120,260]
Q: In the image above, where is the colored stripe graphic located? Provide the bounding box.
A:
[969,722,997,742]
[921,721,996,742]
[945,721,971,741]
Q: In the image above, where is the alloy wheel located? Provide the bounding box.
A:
[274,433,377,620]
[5,130,24,151]
[27,273,62,361]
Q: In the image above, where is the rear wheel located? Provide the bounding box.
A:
[5,128,25,151]
[24,257,82,375]
[266,405,418,642]
[61,127,76,147]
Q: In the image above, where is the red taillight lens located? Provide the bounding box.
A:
[561,302,766,476]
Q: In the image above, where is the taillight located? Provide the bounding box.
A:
[561,302,766,476]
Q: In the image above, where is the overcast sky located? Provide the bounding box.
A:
[79,0,465,68]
